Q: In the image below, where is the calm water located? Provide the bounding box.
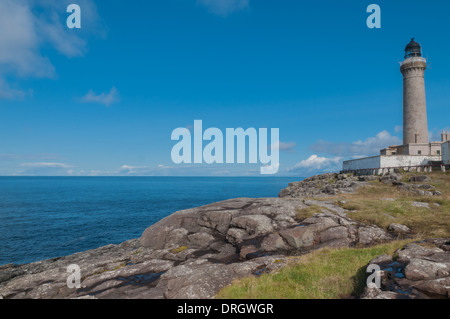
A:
[0,176,299,266]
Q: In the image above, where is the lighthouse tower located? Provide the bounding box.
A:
[401,38,429,145]
[342,38,447,174]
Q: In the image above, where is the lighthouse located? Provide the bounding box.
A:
[342,37,448,174]
[400,38,429,145]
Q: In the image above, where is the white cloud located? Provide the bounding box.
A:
[0,79,27,100]
[81,87,120,106]
[289,155,342,172]
[89,163,264,177]
[0,153,62,161]
[394,125,402,133]
[17,162,74,175]
[271,141,296,153]
[0,0,105,99]
[310,130,401,158]
[118,165,150,175]
[197,0,249,16]
[0,0,53,78]
[21,162,73,168]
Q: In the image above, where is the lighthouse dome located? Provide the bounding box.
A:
[405,38,422,59]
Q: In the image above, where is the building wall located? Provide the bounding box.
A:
[430,143,443,156]
[401,58,429,145]
[342,156,380,171]
[393,143,442,156]
[380,146,399,155]
[443,141,450,165]
[380,155,441,168]
[343,155,442,172]
[407,144,431,155]
[396,145,410,155]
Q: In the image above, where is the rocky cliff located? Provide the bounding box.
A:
[0,172,448,299]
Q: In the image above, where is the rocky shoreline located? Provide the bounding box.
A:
[1,172,449,299]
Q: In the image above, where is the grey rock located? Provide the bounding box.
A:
[279,226,315,249]
[380,173,402,184]
[139,259,175,273]
[398,183,439,197]
[225,228,249,245]
[397,243,444,262]
[141,226,175,250]
[165,228,189,249]
[140,197,306,250]
[261,233,288,252]
[369,254,393,265]
[198,210,233,235]
[187,232,216,249]
[316,238,353,249]
[416,190,434,197]
[388,223,411,234]
[409,175,431,183]
[324,185,336,195]
[404,258,450,280]
[412,202,430,209]
[301,216,340,231]
[231,214,274,235]
[279,173,363,198]
[361,287,403,299]
[358,226,392,245]
[239,245,258,259]
[413,277,450,296]
[362,239,450,299]
[359,176,377,181]
[162,263,235,299]
[417,184,435,190]
[319,226,349,243]
[303,200,347,216]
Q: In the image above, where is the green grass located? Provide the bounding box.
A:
[295,205,324,220]
[215,241,410,299]
[169,245,188,253]
[338,172,450,238]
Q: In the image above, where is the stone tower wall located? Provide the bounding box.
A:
[401,59,428,145]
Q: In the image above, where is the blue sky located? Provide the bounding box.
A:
[1,0,450,176]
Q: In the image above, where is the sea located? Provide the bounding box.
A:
[0,176,300,266]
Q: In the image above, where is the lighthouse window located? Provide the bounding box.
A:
[418,151,422,155]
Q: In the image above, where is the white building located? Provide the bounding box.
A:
[343,155,442,174]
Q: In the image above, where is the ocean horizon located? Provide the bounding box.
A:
[0,176,302,266]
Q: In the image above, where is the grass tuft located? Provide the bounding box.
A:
[170,245,188,254]
[216,241,411,299]
[295,205,324,220]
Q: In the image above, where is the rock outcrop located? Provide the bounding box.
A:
[279,173,366,198]
[0,197,394,299]
[376,173,442,197]
[1,171,446,300]
[279,172,441,198]
[361,238,450,299]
